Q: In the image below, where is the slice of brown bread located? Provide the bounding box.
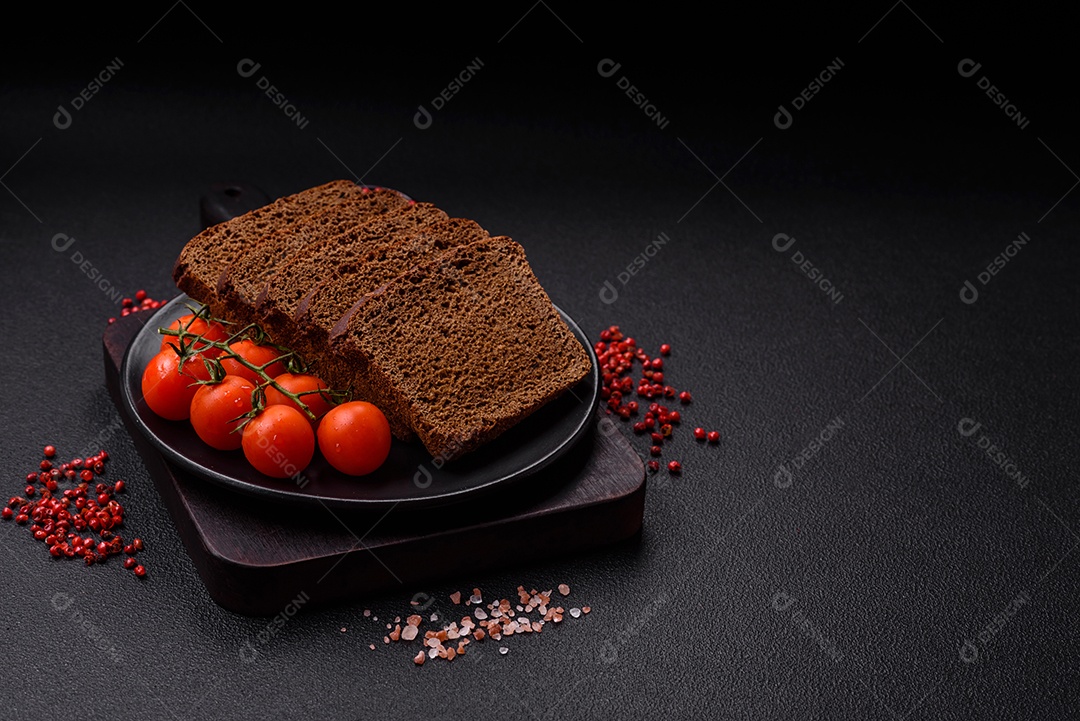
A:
[292,217,492,353]
[254,202,451,343]
[287,218,494,440]
[172,179,359,315]
[325,237,593,460]
[215,187,410,328]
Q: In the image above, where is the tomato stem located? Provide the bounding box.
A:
[157,304,350,424]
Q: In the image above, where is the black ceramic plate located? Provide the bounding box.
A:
[119,295,599,509]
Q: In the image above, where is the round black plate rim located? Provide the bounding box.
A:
[119,295,600,510]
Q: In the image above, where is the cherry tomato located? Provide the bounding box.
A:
[317,401,391,476]
[141,350,212,421]
[264,373,334,423]
[219,340,288,385]
[242,405,315,478]
[190,375,255,450]
[159,314,230,357]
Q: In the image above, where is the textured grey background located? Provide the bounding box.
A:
[1,6,1076,720]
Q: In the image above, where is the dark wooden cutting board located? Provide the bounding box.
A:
[103,313,646,616]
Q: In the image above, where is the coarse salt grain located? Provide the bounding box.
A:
[569,608,581,619]
[558,584,570,596]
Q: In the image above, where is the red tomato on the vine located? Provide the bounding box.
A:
[219,340,288,385]
[190,375,255,450]
[317,401,391,476]
[242,405,315,478]
[141,350,212,421]
[160,314,230,357]
[264,373,334,423]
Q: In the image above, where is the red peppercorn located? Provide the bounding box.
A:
[43,445,56,458]
[632,422,646,434]
[707,431,720,443]
[133,565,146,578]
[132,538,144,551]
[123,557,136,569]
[24,486,35,497]
[80,470,94,482]
[643,417,655,429]
[694,427,706,441]
[647,460,660,473]
[650,446,662,457]
[97,493,110,506]
[660,424,673,438]
[651,432,663,443]
[113,480,125,493]
[664,386,676,398]
[1,508,11,520]
[668,461,682,473]
[124,544,135,555]
[40,460,52,471]
[626,401,638,414]
[660,344,671,356]
[135,289,147,301]
[679,391,692,404]
[26,472,37,483]
[15,514,28,525]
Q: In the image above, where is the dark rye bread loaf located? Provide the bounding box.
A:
[215,187,410,327]
[254,202,450,341]
[292,217,492,353]
[325,237,592,460]
[173,179,359,315]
